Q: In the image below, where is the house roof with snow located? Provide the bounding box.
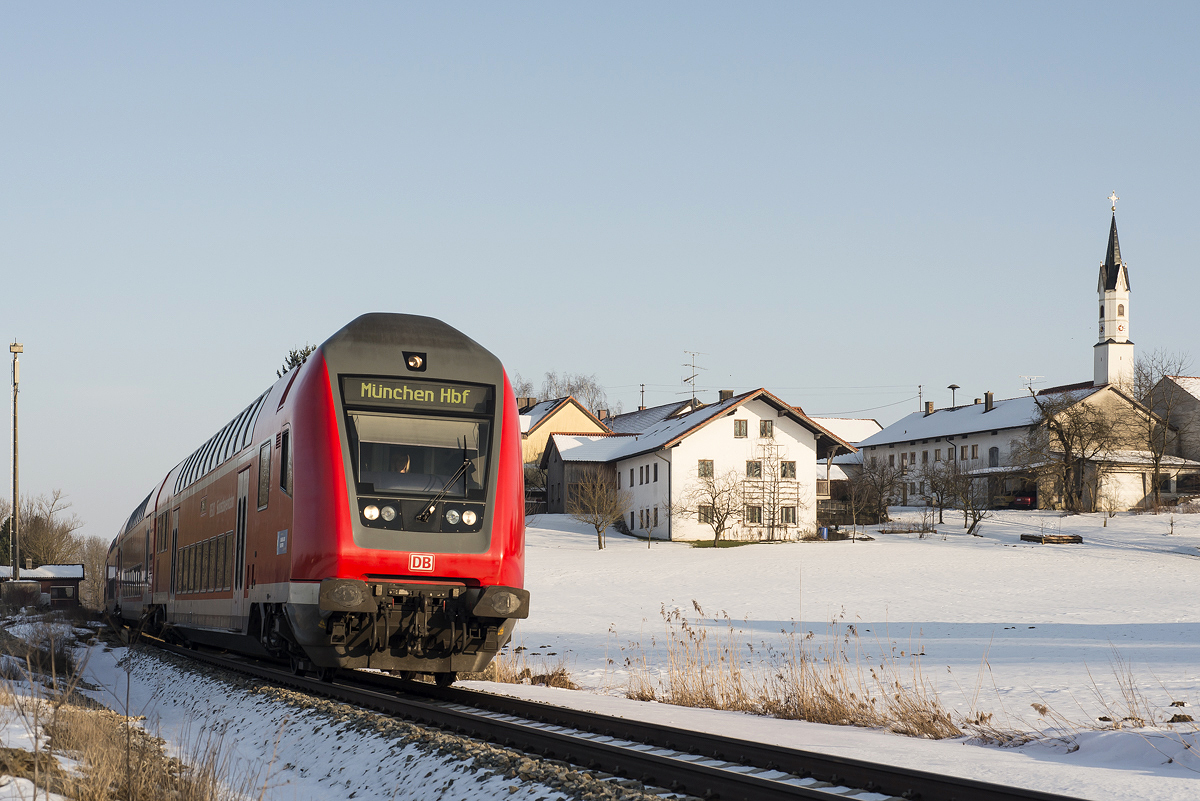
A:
[857,385,1105,449]
[807,417,882,446]
[607,399,699,433]
[1164,376,1200,401]
[542,389,855,468]
[0,564,84,580]
[519,396,610,436]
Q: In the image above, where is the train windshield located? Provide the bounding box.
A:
[349,413,489,497]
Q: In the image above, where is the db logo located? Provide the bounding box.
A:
[409,553,435,572]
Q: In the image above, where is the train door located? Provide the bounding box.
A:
[231,468,250,625]
[169,508,179,598]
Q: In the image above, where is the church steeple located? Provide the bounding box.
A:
[1094,193,1134,388]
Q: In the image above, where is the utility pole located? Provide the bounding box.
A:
[10,342,21,581]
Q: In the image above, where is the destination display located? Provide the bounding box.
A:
[342,376,493,415]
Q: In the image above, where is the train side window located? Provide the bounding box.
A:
[258,442,271,510]
[279,430,292,495]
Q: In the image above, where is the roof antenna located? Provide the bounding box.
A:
[681,351,706,404]
[1020,375,1045,392]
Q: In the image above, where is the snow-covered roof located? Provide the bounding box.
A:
[546,389,852,466]
[808,417,882,445]
[607,400,697,434]
[857,387,1103,449]
[1167,376,1200,401]
[519,397,568,434]
[0,564,84,580]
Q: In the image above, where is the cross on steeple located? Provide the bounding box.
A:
[1108,191,1119,211]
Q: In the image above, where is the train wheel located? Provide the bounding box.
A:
[390,670,415,681]
[315,665,338,683]
[434,672,456,687]
[289,655,305,676]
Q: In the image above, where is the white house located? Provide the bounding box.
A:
[541,390,852,541]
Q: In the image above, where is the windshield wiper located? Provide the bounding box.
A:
[416,458,472,522]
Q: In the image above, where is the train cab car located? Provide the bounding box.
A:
[105,313,527,683]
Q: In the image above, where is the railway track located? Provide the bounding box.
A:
[144,638,1087,801]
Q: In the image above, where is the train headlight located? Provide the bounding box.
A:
[445,509,461,525]
[363,505,380,521]
[381,506,396,522]
[406,354,424,370]
[461,510,477,526]
[491,590,520,616]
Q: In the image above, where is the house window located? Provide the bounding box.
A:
[745,505,762,524]
[922,451,929,463]
[889,454,895,467]
[630,468,634,486]
[50,586,74,600]
[760,420,774,438]
[746,460,762,478]
[781,461,796,478]
[960,446,968,460]
[780,506,797,525]
[817,479,830,496]
[948,447,955,461]
[870,456,877,467]
[910,451,916,464]
[971,444,978,459]
[900,453,908,467]
[639,509,644,528]
[698,459,714,478]
[734,420,748,438]
[617,472,621,489]
[935,449,942,461]
[989,446,1000,468]
[1118,304,1124,317]
[639,466,644,485]
[630,511,635,529]
[653,507,659,527]
[653,463,658,482]
[698,505,714,524]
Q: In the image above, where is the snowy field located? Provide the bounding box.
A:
[478,511,1200,800]
[6,508,1196,800]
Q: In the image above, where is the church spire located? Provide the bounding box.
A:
[1102,211,1126,290]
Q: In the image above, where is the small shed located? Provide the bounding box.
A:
[0,564,85,608]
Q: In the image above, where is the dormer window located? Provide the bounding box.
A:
[1118,304,1124,317]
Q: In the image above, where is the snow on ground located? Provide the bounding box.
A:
[470,511,1200,801]
[54,508,1199,800]
[75,646,568,801]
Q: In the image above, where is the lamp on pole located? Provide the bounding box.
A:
[10,342,21,581]
[947,383,960,408]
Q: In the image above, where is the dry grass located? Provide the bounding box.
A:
[622,602,960,738]
[618,602,1200,746]
[463,646,580,689]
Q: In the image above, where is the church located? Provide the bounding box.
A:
[851,197,1200,513]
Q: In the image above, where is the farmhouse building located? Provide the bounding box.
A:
[541,389,853,541]
[0,563,85,608]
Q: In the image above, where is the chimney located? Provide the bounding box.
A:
[637,406,646,411]
[516,396,537,411]
[596,409,608,420]
[924,401,934,416]
[719,390,733,402]
[974,398,982,405]
[984,391,994,412]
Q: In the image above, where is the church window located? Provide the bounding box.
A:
[1118,304,1124,317]
[1100,303,1104,319]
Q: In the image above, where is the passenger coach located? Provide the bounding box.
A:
[106,314,528,684]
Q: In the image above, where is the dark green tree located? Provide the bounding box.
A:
[277,344,317,377]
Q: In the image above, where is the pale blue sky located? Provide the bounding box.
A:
[3,3,1198,537]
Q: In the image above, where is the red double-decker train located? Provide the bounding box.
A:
[106,314,527,684]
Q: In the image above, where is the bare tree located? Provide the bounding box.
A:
[915,459,954,524]
[19,491,84,566]
[511,372,535,398]
[941,458,991,535]
[671,468,745,545]
[79,536,110,610]
[1010,389,1127,513]
[1135,349,1194,512]
[850,455,902,523]
[540,371,610,416]
[277,344,316,377]
[567,467,629,550]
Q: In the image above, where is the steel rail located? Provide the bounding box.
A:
[148,639,1087,801]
